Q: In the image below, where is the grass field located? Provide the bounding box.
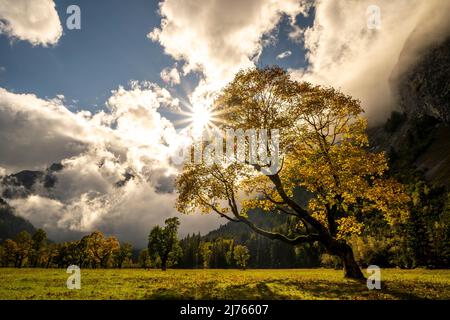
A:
[1,268,449,300]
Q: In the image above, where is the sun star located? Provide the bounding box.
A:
[190,104,212,137]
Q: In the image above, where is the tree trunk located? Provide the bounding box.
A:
[161,259,167,271]
[323,237,365,280]
[338,243,365,280]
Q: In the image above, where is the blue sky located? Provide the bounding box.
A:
[0,0,313,116]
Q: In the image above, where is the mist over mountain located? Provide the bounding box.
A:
[370,36,450,187]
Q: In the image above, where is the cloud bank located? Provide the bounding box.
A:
[149,0,311,105]
[150,0,450,124]
[0,84,220,246]
[0,0,62,46]
[291,0,450,123]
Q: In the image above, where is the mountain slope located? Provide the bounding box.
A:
[370,36,450,187]
[0,197,36,242]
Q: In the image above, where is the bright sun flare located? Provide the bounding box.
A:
[190,105,212,136]
[174,99,227,137]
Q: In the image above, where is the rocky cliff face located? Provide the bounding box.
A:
[395,38,450,123]
[369,36,450,187]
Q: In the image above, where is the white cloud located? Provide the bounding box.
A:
[290,0,450,123]
[160,64,181,85]
[276,50,292,60]
[0,88,95,172]
[108,81,179,112]
[9,196,64,231]
[149,0,310,105]
[0,0,62,46]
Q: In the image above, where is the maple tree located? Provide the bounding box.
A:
[176,67,409,279]
[87,231,120,268]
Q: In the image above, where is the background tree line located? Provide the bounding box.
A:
[0,229,133,269]
[0,217,252,270]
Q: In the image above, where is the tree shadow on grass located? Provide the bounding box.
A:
[145,288,191,300]
[143,279,428,300]
[220,279,427,300]
[378,281,442,300]
[219,282,276,300]
[144,281,219,300]
[271,279,428,300]
[275,279,429,300]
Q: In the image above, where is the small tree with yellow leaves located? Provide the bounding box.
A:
[233,245,250,270]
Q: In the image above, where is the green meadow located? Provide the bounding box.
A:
[1,268,449,300]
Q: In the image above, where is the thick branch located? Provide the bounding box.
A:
[234,213,319,245]
[267,174,328,235]
[224,183,319,245]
